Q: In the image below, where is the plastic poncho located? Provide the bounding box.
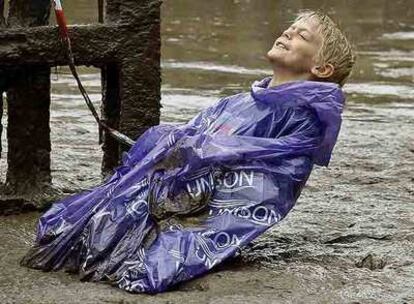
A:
[21,77,345,293]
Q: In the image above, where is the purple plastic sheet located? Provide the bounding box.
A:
[21,78,344,293]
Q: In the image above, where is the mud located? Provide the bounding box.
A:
[1,0,413,303]
[0,96,411,296]
[1,102,413,303]
[1,86,413,303]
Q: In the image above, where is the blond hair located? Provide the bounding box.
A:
[295,10,356,86]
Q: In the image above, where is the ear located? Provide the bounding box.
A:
[311,63,335,79]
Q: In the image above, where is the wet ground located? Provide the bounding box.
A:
[1,0,413,303]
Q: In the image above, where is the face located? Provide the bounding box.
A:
[267,17,323,75]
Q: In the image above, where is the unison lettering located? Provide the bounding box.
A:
[213,205,280,226]
[219,170,254,189]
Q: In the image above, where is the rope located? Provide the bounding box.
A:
[53,0,135,147]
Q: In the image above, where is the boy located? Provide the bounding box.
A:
[21,11,355,293]
[267,10,354,87]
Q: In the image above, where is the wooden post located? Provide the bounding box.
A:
[98,0,104,23]
[101,63,121,172]
[6,0,51,192]
[0,0,5,26]
[117,0,161,143]
[101,0,161,172]
[0,88,3,159]
[0,3,5,159]
[106,0,121,23]
[0,0,161,206]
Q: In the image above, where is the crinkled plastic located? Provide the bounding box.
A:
[21,77,345,293]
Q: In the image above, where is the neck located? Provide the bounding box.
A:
[267,68,311,88]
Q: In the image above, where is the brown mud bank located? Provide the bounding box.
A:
[0,102,413,304]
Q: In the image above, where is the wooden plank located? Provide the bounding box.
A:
[0,25,121,66]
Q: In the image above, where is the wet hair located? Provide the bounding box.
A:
[295,10,356,86]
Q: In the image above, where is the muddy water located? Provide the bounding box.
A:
[1,0,413,303]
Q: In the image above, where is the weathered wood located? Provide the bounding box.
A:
[8,0,51,27]
[118,16,161,140]
[0,25,124,66]
[5,0,51,192]
[98,0,104,23]
[101,1,161,170]
[6,66,51,190]
[119,54,160,141]
[0,89,3,158]
[0,21,159,64]
[106,0,121,23]
[0,1,4,158]
[101,63,121,172]
[119,0,161,25]
[0,0,5,26]
[0,0,161,198]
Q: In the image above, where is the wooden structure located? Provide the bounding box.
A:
[0,0,161,198]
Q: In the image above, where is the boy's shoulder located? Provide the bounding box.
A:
[216,91,251,108]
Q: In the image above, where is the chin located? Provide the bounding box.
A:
[266,49,288,66]
[266,49,280,63]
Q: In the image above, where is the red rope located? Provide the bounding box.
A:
[52,0,135,147]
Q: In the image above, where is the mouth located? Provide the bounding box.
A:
[275,40,288,50]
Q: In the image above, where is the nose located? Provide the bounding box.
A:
[282,28,293,40]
